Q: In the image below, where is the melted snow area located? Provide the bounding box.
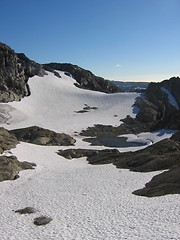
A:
[0,72,179,240]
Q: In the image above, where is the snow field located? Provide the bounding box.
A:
[0,71,179,239]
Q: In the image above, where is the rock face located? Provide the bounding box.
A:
[43,63,121,93]
[10,126,76,146]
[0,42,45,103]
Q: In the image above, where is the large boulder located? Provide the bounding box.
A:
[10,126,76,146]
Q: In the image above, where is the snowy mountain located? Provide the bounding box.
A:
[0,42,180,240]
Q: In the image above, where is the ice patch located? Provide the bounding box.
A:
[161,86,179,110]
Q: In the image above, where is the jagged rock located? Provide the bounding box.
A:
[0,42,45,103]
[10,126,76,146]
[14,207,37,214]
[0,155,36,182]
[133,166,180,197]
[34,216,52,226]
[43,63,121,93]
[0,127,18,154]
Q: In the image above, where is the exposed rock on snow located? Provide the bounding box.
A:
[10,126,76,146]
[58,149,119,164]
[14,207,37,214]
[34,216,52,226]
[133,166,180,197]
[0,155,36,182]
[0,127,18,154]
[113,138,180,172]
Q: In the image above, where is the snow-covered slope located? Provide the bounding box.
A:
[0,72,179,240]
[1,71,138,134]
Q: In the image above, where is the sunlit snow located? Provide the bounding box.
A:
[0,72,179,240]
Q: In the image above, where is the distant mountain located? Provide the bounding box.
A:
[111,80,149,92]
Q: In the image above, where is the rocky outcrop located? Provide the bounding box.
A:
[133,166,180,197]
[10,126,76,146]
[58,148,120,165]
[0,127,18,154]
[43,63,121,93]
[0,127,36,181]
[0,42,45,103]
[0,155,36,182]
[113,138,180,172]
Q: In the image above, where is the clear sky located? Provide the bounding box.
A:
[1,0,180,82]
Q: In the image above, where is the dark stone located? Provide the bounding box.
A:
[43,63,122,93]
[15,207,37,214]
[10,126,76,146]
[34,216,52,226]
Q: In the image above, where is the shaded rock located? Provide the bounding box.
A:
[133,166,180,197]
[58,148,120,165]
[15,207,37,214]
[43,63,122,93]
[58,149,99,159]
[113,138,180,172]
[0,155,36,182]
[10,126,76,146]
[0,127,18,154]
[0,42,45,103]
[34,216,52,226]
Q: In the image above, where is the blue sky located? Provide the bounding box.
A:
[1,0,180,82]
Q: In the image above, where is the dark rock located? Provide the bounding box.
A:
[10,126,76,146]
[113,138,180,172]
[133,166,180,197]
[0,42,46,103]
[0,127,18,154]
[58,148,120,165]
[43,63,122,93]
[34,216,52,226]
[15,207,37,214]
[0,155,36,182]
